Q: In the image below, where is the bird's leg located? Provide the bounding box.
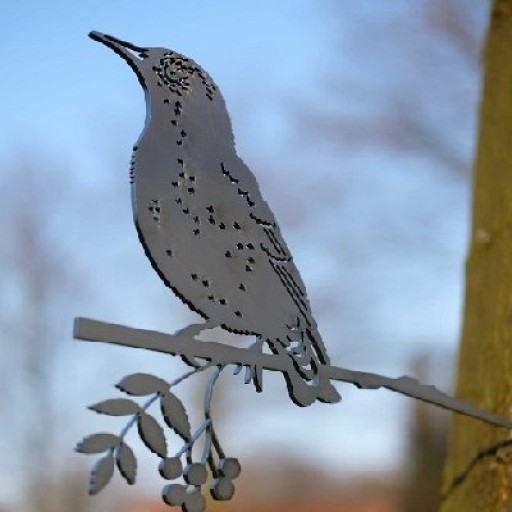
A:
[172,318,217,340]
[172,319,217,367]
[236,338,265,393]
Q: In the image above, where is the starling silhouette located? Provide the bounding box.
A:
[90,31,340,407]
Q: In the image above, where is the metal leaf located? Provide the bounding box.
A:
[89,398,141,416]
[116,373,168,396]
[89,455,115,495]
[116,443,137,485]
[75,433,120,454]
[160,392,191,442]
[137,412,167,456]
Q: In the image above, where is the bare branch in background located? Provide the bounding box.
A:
[292,0,489,177]
[0,153,79,512]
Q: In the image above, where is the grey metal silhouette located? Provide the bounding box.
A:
[88,30,339,408]
[76,31,512,511]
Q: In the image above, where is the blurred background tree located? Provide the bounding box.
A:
[0,156,76,512]
[442,1,512,510]
[401,357,447,512]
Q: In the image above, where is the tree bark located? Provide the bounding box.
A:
[441,1,512,510]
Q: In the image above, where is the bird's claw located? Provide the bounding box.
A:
[234,340,264,392]
[244,363,263,392]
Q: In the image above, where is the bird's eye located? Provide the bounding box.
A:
[158,59,193,95]
[163,64,176,82]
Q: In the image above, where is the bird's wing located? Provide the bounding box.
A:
[217,154,334,366]
[223,155,317,330]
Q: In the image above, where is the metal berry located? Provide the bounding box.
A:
[183,463,208,485]
[211,477,235,501]
[183,488,207,512]
[159,456,183,480]
[217,457,241,479]
[162,483,187,507]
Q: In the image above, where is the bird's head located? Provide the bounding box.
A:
[89,31,219,108]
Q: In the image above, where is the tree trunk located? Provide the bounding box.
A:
[441,1,512,510]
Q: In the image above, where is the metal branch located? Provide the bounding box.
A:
[74,317,512,430]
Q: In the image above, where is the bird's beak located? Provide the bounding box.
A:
[89,31,147,74]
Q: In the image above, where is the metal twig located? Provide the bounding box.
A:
[74,317,512,430]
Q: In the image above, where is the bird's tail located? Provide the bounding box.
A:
[275,328,341,407]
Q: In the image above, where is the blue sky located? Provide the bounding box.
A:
[0,0,490,507]
[1,1,330,154]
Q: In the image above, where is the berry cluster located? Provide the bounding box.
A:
[210,457,241,501]
[77,367,243,510]
[160,456,241,511]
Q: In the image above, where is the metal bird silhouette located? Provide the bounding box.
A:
[77,31,512,510]
[89,31,340,407]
